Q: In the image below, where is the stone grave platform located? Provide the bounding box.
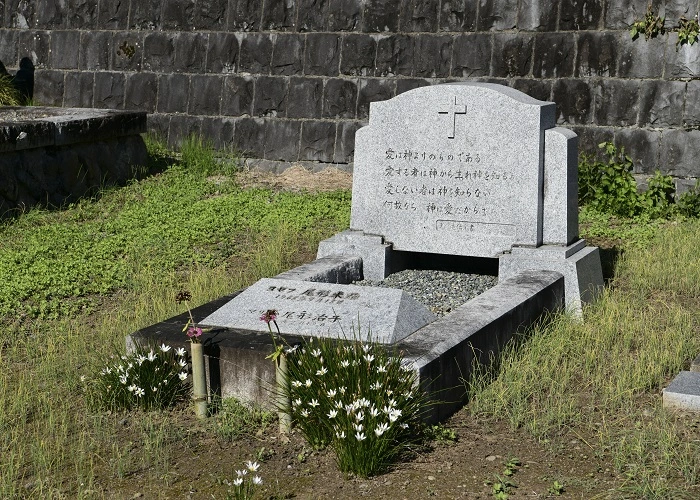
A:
[0,106,147,218]
[128,83,602,423]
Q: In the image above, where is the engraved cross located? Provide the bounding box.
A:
[437,96,467,139]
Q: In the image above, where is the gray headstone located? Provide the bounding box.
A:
[350,83,556,258]
[200,278,436,344]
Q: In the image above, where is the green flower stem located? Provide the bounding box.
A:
[190,342,208,419]
[276,353,291,434]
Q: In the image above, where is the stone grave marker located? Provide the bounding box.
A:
[318,82,602,313]
[201,278,436,343]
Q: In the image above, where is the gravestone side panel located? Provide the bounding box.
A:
[543,127,578,245]
[350,83,555,258]
[200,278,436,344]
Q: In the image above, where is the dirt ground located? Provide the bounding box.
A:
[234,164,354,193]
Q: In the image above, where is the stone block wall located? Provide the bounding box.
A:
[1,0,699,186]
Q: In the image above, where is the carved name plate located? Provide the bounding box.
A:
[350,83,556,258]
[200,278,436,344]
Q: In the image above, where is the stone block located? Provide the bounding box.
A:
[413,35,452,78]
[298,0,330,31]
[173,33,207,74]
[322,78,358,118]
[34,69,64,106]
[604,0,658,29]
[511,78,551,102]
[517,0,557,31]
[663,371,700,411]
[233,118,266,158]
[576,32,617,77]
[194,0,228,30]
[94,71,125,109]
[188,75,223,116]
[593,78,639,127]
[262,0,297,30]
[439,0,476,31]
[97,0,128,29]
[129,0,162,30]
[50,31,80,69]
[357,78,395,120]
[638,80,685,128]
[146,114,170,142]
[552,78,593,125]
[6,0,35,29]
[238,34,273,74]
[665,33,700,78]
[617,33,666,78]
[162,0,195,31]
[271,34,304,76]
[533,32,575,78]
[683,81,700,128]
[491,33,533,78]
[451,33,492,78]
[300,120,337,162]
[351,83,556,258]
[78,31,110,70]
[125,72,157,112]
[199,116,236,151]
[228,0,262,31]
[63,72,94,108]
[396,78,431,95]
[19,30,50,68]
[143,33,176,72]
[543,127,578,245]
[112,32,144,71]
[400,0,439,32]
[341,34,376,77]
[571,125,614,158]
[0,30,19,65]
[376,35,414,77]
[206,32,239,74]
[286,77,323,119]
[275,254,362,283]
[477,0,518,31]
[253,76,288,117]
[362,0,401,32]
[66,0,98,29]
[167,115,202,149]
[334,120,363,163]
[328,0,362,31]
[222,75,255,116]
[157,74,190,114]
[201,277,436,344]
[559,0,604,30]
[36,0,67,29]
[613,128,660,175]
[305,34,341,76]
[660,129,700,177]
[263,119,301,161]
[499,242,603,315]
[317,230,392,280]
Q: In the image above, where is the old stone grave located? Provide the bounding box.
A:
[130,83,603,422]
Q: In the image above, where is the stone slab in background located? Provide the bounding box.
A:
[200,277,436,344]
[663,371,700,411]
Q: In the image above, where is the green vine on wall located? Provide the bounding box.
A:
[630,5,700,49]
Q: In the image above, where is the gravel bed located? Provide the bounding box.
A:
[354,269,498,317]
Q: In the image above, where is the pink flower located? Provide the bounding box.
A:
[186,326,203,339]
[260,309,277,324]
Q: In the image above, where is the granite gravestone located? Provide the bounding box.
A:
[318,82,602,313]
[200,278,436,343]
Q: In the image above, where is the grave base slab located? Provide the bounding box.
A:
[498,240,604,315]
[663,371,700,411]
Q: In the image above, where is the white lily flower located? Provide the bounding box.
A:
[160,343,171,352]
[253,476,263,485]
[178,358,187,367]
[236,469,247,477]
[175,347,186,357]
[304,379,312,387]
[246,461,260,472]
[316,366,328,376]
[340,360,350,368]
[233,478,243,486]
[178,372,188,381]
[375,422,390,436]
[355,432,366,441]
[311,348,321,357]
[134,387,145,397]
[147,350,157,362]
[327,409,338,418]
[293,398,302,407]
[309,399,319,408]
[291,380,302,387]
[327,389,337,397]
[336,430,346,439]
[127,384,136,392]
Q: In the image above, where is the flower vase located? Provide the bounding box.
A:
[276,353,291,433]
[190,342,207,419]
